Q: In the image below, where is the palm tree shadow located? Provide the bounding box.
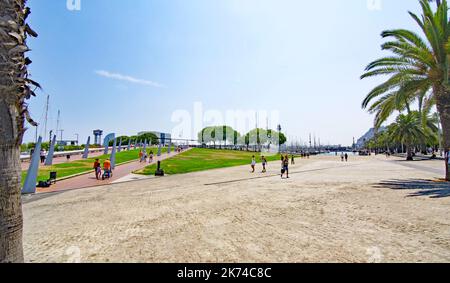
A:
[374,179,450,199]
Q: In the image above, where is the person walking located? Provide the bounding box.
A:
[341,152,345,162]
[144,151,148,163]
[345,153,349,162]
[251,156,256,173]
[149,151,154,163]
[139,150,144,163]
[261,156,267,173]
[40,149,46,164]
[291,154,295,165]
[281,155,289,179]
[93,158,101,180]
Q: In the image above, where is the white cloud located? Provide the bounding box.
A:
[95,70,165,88]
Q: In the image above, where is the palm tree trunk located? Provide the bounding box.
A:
[0,0,32,262]
[435,91,450,180]
[0,140,24,263]
[406,146,414,161]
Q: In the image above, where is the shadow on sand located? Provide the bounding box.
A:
[374,179,450,199]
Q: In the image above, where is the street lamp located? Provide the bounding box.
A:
[277,124,282,153]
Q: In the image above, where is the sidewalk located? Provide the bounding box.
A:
[36,149,187,194]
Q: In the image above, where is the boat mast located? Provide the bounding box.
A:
[43,94,50,141]
[55,110,60,137]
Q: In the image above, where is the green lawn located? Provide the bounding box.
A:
[21,147,170,185]
[136,148,282,175]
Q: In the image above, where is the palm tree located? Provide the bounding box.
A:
[0,0,38,262]
[361,0,450,179]
[419,96,440,147]
[431,0,442,7]
[363,83,429,129]
[388,113,427,160]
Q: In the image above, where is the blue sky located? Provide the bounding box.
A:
[25,0,424,145]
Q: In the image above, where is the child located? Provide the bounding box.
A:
[262,156,267,173]
[281,155,289,179]
[149,151,154,163]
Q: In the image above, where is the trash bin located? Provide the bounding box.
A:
[49,172,57,184]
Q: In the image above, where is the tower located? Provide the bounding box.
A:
[93,130,103,145]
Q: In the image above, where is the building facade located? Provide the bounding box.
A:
[137,131,172,145]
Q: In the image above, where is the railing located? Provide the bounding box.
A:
[20,146,131,162]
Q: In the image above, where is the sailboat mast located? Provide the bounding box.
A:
[43,94,50,141]
[56,110,60,139]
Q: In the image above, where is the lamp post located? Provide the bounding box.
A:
[277,124,282,153]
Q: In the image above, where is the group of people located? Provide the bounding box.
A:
[139,150,155,163]
[250,154,296,179]
[93,158,112,180]
[138,146,186,163]
[251,155,269,173]
[298,152,311,159]
[340,152,349,162]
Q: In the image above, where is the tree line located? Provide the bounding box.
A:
[198,126,287,149]
[108,133,159,147]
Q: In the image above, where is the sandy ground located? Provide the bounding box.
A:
[22,155,450,263]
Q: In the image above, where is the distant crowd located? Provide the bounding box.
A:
[249,152,352,179]
[250,154,297,179]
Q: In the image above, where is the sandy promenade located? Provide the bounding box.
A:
[22,155,450,263]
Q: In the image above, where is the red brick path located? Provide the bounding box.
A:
[36,150,186,194]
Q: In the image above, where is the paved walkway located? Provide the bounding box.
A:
[35,149,188,194]
[386,160,445,175]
